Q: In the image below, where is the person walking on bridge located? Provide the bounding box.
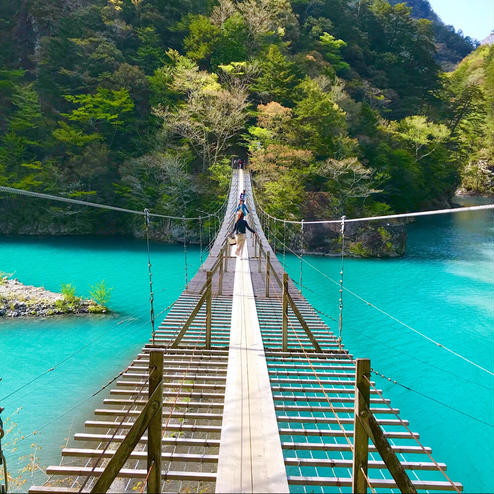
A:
[232,211,256,257]
[236,199,249,219]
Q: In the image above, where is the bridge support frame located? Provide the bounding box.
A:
[265,251,271,297]
[206,270,212,349]
[90,350,163,494]
[282,273,288,351]
[352,358,418,494]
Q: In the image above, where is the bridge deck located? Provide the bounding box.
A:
[30,170,462,494]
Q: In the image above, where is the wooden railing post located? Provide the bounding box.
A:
[218,248,224,295]
[205,270,212,349]
[224,244,228,273]
[90,375,163,493]
[352,358,370,494]
[282,273,288,352]
[265,251,270,297]
[258,242,261,272]
[148,350,163,494]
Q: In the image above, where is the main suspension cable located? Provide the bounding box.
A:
[263,226,494,378]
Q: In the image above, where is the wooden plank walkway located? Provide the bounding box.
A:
[30,169,462,494]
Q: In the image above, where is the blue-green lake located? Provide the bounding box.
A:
[1,199,493,492]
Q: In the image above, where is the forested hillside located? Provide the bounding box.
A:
[451,43,494,194]
[0,0,490,242]
[389,0,477,70]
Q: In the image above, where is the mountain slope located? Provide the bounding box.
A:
[389,0,477,70]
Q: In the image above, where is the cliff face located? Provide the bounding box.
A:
[307,222,406,258]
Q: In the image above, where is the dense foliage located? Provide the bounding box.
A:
[0,0,489,236]
[389,0,478,70]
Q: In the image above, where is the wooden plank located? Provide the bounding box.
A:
[284,458,446,470]
[94,409,223,420]
[278,428,419,439]
[47,466,216,482]
[216,171,289,494]
[75,433,221,447]
[277,416,409,426]
[287,476,462,491]
[103,399,224,408]
[282,442,431,454]
[62,448,218,463]
[275,404,400,414]
[85,421,222,433]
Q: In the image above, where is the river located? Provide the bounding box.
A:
[0,199,493,492]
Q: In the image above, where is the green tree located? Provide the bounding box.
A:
[250,45,299,104]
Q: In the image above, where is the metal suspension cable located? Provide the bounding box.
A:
[282,221,287,268]
[299,219,304,295]
[365,376,462,494]
[338,216,346,347]
[0,186,229,221]
[264,227,494,377]
[260,223,494,391]
[144,209,156,345]
[263,264,378,493]
[252,189,494,225]
[371,369,494,427]
[183,216,188,288]
[199,217,203,264]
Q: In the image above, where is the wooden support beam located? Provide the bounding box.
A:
[170,290,208,348]
[147,350,162,494]
[218,248,224,295]
[89,377,162,493]
[366,409,418,493]
[286,295,322,353]
[265,251,271,297]
[352,357,370,493]
[206,270,212,349]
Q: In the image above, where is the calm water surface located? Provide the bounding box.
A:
[0,202,493,492]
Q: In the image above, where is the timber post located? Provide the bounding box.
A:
[258,240,261,272]
[218,248,224,296]
[205,270,212,349]
[224,243,228,272]
[282,273,288,352]
[352,358,370,494]
[148,350,163,494]
[265,251,271,297]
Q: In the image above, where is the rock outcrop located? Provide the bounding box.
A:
[0,277,106,317]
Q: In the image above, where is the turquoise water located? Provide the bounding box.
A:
[1,203,493,492]
[0,237,201,489]
[282,205,494,493]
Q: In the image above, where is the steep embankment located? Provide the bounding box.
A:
[450,43,494,195]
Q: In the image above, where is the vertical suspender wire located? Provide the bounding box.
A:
[144,209,156,345]
[299,219,304,294]
[183,216,188,288]
[282,220,287,268]
[338,215,346,347]
[199,217,203,264]
[207,214,211,251]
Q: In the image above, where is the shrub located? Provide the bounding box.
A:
[89,280,113,308]
[61,283,77,300]
[348,241,371,257]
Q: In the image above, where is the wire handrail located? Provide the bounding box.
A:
[251,181,494,224]
[0,182,230,222]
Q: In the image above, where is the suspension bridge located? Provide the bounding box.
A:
[2,169,482,493]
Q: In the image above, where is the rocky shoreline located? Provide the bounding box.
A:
[0,277,107,318]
